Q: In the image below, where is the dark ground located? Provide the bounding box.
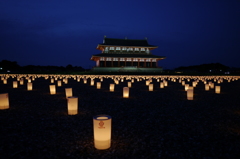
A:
[0,75,240,159]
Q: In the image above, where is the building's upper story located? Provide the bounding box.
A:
[96,37,158,54]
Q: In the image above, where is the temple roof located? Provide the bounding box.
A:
[91,53,166,59]
[99,37,157,47]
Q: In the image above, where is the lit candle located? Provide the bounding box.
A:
[160,82,164,88]
[57,80,62,87]
[127,81,132,88]
[93,115,112,150]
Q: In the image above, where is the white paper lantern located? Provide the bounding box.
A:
[215,86,221,94]
[65,88,73,98]
[57,80,62,87]
[123,87,129,98]
[97,82,101,89]
[109,84,115,92]
[127,81,132,88]
[149,83,153,91]
[187,86,194,100]
[93,115,112,150]
[67,96,78,115]
[0,93,9,109]
[13,81,18,88]
[49,85,56,95]
[27,82,33,91]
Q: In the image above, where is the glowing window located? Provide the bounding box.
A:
[133,58,138,61]
[113,58,118,61]
[152,59,156,62]
[116,47,120,50]
[110,47,114,50]
[135,48,139,51]
[141,48,145,51]
[146,59,151,62]
[106,57,112,61]
[126,58,131,61]
[120,58,125,61]
[122,47,127,50]
[140,59,145,61]
[100,57,105,61]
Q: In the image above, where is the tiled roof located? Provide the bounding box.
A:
[99,38,157,47]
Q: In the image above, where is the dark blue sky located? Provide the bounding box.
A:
[1,0,240,69]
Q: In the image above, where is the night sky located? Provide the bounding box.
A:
[1,0,240,69]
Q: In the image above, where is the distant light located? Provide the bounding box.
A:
[0,67,2,70]
[7,70,10,72]
[209,70,212,72]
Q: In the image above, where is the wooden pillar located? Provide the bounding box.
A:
[150,59,152,68]
[111,60,113,67]
[131,58,133,66]
[144,59,146,68]
[125,58,126,66]
[104,59,106,67]
[138,59,140,67]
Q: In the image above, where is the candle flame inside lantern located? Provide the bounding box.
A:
[0,93,9,109]
[93,115,112,150]
[109,83,115,92]
[160,82,164,88]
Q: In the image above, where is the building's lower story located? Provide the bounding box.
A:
[91,66,163,72]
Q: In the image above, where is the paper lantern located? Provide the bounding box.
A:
[49,85,56,95]
[215,86,221,94]
[115,80,119,85]
[97,82,101,89]
[27,82,33,91]
[91,79,94,86]
[67,96,78,115]
[51,78,54,83]
[123,87,129,98]
[28,79,31,83]
[0,93,9,109]
[160,82,164,88]
[13,81,18,88]
[84,78,87,84]
[149,83,153,91]
[128,81,132,88]
[205,84,209,91]
[187,87,193,100]
[57,80,62,87]
[185,84,189,91]
[65,88,73,98]
[109,84,115,92]
[164,81,168,86]
[93,115,112,150]
[3,79,7,84]
[182,81,185,86]
[20,79,24,85]
[146,80,150,86]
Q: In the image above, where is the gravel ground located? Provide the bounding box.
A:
[0,75,240,159]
